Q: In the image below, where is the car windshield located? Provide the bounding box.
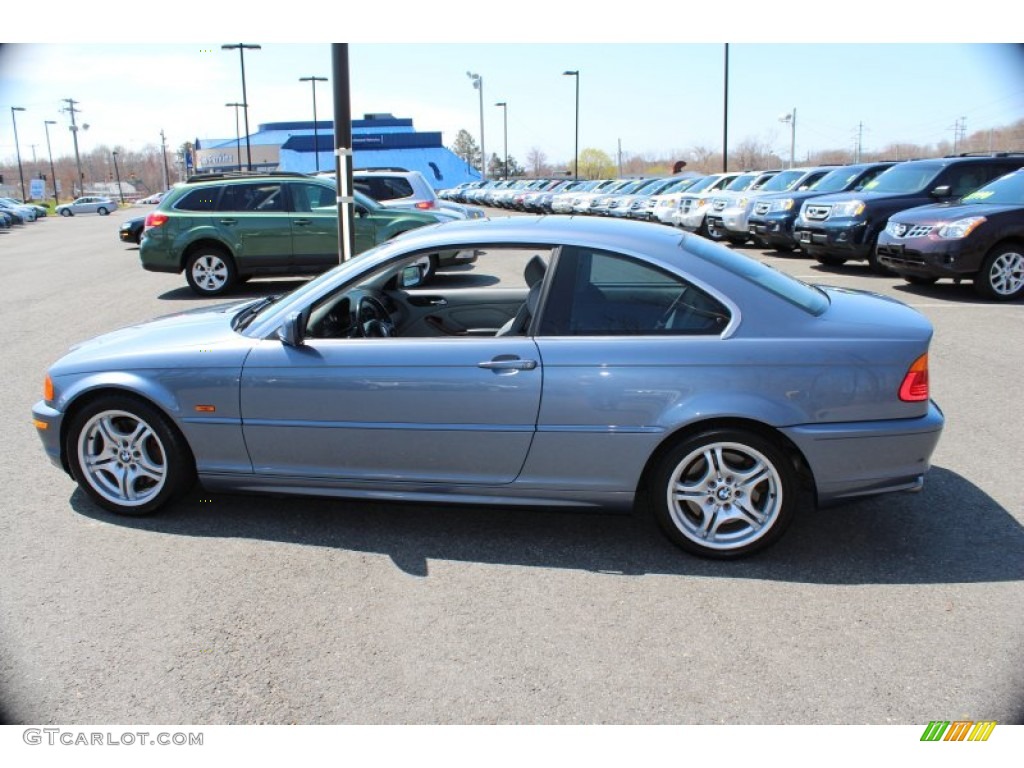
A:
[683,175,724,194]
[686,236,829,315]
[724,174,758,192]
[813,166,873,193]
[960,170,1024,205]
[758,169,807,193]
[862,163,943,194]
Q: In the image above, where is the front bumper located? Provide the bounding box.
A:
[792,219,873,260]
[748,212,799,249]
[875,235,981,278]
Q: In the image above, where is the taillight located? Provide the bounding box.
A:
[144,212,168,229]
[899,353,929,402]
[414,201,435,209]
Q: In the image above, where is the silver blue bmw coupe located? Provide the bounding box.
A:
[33,216,944,558]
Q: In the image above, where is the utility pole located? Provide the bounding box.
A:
[62,98,85,196]
[160,130,170,190]
[950,117,967,154]
[854,122,864,163]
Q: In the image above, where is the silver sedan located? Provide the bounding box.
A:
[56,196,118,216]
[33,216,943,558]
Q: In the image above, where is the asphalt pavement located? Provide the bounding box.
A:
[0,206,1021,726]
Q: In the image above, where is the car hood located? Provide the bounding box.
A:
[51,301,254,375]
[887,201,1023,223]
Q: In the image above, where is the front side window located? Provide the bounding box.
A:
[539,247,730,336]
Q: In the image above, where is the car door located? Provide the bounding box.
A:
[239,335,543,484]
[216,182,293,272]
[288,181,375,269]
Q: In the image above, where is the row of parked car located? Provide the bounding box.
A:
[441,152,1024,301]
[0,196,49,227]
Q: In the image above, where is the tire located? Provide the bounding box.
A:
[66,395,195,515]
[97,207,110,216]
[651,429,797,559]
[815,254,847,267]
[974,244,1024,301]
[60,208,72,217]
[903,275,938,286]
[702,218,725,242]
[866,237,895,275]
[185,248,237,296]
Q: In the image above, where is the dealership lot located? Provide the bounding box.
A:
[0,207,1021,725]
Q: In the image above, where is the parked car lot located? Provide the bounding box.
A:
[3,201,1021,726]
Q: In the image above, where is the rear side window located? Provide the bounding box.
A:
[357,176,416,202]
[174,187,222,211]
[218,183,285,212]
[539,247,730,336]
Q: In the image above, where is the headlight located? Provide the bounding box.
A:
[831,200,866,217]
[771,198,795,212]
[936,216,986,239]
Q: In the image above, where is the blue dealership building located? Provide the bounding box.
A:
[192,113,481,189]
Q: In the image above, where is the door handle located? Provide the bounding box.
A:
[478,356,537,371]
[218,218,238,225]
[293,218,312,225]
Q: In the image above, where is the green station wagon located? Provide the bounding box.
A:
[139,173,468,296]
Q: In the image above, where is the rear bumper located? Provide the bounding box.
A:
[781,401,945,505]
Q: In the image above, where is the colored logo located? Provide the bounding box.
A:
[920,720,997,741]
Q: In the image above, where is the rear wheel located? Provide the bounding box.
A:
[651,429,798,558]
[975,244,1024,300]
[185,248,237,296]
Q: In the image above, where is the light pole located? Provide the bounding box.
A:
[44,120,58,202]
[494,101,508,179]
[11,107,27,201]
[225,102,246,171]
[299,76,328,172]
[465,71,485,180]
[562,70,579,180]
[222,43,261,170]
[779,108,796,169]
[111,150,125,204]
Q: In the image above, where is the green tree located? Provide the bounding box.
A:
[450,129,482,174]
[577,148,615,179]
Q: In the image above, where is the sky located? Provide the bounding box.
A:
[1,4,1022,173]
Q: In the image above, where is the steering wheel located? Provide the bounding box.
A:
[354,293,396,337]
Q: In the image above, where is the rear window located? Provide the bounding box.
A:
[174,187,222,211]
[685,236,829,315]
[356,176,416,201]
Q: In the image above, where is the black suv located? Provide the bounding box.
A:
[876,168,1024,300]
[747,161,898,252]
[792,153,1024,273]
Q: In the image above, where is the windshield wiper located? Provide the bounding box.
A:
[233,295,280,331]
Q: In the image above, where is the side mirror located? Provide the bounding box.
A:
[277,312,305,347]
[355,205,368,217]
[399,264,424,289]
[931,185,952,198]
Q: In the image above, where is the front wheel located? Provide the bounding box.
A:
[702,218,725,242]
[185,249,237,296]
[66,395,195,515]
[60,208,72,217]
[815,254,847,267]
[975,244,1024,300]
[97,207,110,216]
[651,429,798,558]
